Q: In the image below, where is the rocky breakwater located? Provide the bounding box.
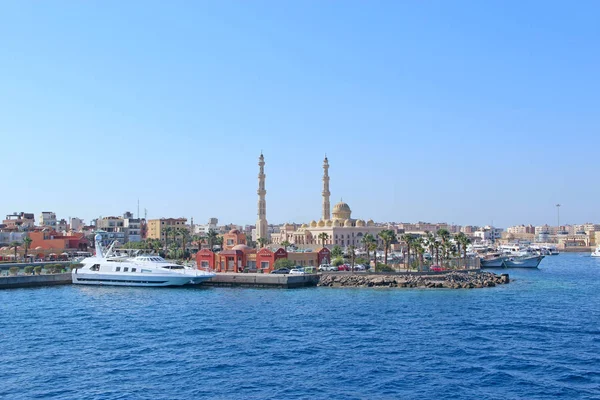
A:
[317,271,509,289]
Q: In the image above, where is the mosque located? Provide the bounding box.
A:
[267,156,384,250]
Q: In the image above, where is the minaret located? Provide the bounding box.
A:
[256,153,268,240]
[322,156,331,220]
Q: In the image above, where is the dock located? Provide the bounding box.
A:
[0,273,72,289]
[205,273,320,288]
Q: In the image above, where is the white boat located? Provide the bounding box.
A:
[72,234,216,287]
[591,246,600,258]
[502,255,544,268]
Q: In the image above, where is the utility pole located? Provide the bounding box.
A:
[556,204,561,234]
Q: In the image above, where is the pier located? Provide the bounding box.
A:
[0,273,72,289]
[205,273,320,288]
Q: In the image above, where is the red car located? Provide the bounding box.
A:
[430,265,445,272]
[337,264,350,271]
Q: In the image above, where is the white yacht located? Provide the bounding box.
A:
[72,234,216,287]
[591,246,600,258]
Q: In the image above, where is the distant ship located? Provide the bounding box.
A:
[73,234,216,287]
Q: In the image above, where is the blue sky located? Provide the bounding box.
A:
[1,1,599,228]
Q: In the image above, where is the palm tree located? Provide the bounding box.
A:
[433,240,441,266]
[281,240,291,250]
[425,231,436,264]
[378,229,397,267]
[436,228,451,265]
[9,241,20,262]
[401,233,413,269]
[413,237,426,271]
[179,228,190,259]
[348,245,356,272]
[257,237,267,248]
[206,229,218,251]
[368,242,378,270]
[318,232,329,249]
[163,227,173,250]
[22,235,32,261]
[455,232,471,269]
[215,236,223,249]
[362,234,375,265]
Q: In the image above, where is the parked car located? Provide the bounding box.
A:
[353,264,366,271]
[337,264,350,271]
[271,268,290,274]
[289,268,306,275]
[430,266,444,272]
[303,266,316,274]
[318,264,333,271]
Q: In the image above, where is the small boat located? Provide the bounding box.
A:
[502,255,544,268]
[73,234,216,287]
[591,246,600,258]
[480,252,507,268]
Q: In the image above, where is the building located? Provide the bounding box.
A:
[39,212,57,228]
[123,212,142,242]
[70,217,84,232]
[507,224,535,235]
[193,218,219,234]
[473,226,503,242]
[2,212,35,230]
[147,218,188,241]
[270,156,384,249]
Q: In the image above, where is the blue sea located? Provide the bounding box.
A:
[1,253,599,399]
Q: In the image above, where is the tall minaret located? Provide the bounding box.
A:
[256,153,268,240]
[322,156,331,220]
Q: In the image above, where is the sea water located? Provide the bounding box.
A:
[0,253,599,399]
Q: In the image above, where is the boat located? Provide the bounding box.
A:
[502,255,544,268]
[72,234,216,287]
[591,246,600,258]
[480,256,507,268]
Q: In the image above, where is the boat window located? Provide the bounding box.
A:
[91,264,100,271]
[124,267,129,272]
[116,267,121,272]
[141,269,152,273]
[131,268,136,272]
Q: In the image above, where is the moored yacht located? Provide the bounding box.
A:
[502,255,544,268]
[72,234,216,287]
[591,246,600,258]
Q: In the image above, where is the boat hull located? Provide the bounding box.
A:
[72,272,215,287]
[502,255,544,268]
[480,257,506,268]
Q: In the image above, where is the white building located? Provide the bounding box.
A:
[70,217,84,232]
[39,212,57,228]
[473,226,503,242]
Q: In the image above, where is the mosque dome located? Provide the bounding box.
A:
[318,220,325,227]
[300,223,308,229]
[356,219,366,227]
[367,219,375,227]
[326,219,333,227]
[344,219,353,227]
[310,220,317,228]
[332,201,352,220]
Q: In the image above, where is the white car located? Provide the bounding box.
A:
[289,268,306,275]
[353,264,366,271]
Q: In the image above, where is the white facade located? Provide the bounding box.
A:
[0,232,26,245]
[70,217,84,232]
[39,212,57,227]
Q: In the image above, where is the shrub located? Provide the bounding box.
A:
[24,266,34,275]
[273,259,295,270]
[375,263,394,272]
[355,257,368,266]
[9,266,20,276]
[34,266,42,275]
[332,257,344,267]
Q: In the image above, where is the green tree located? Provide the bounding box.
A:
[369,242,378,270]
[455,232,471,268]
[163,227,173,250]
[361,233,375,266]
[318,232,329,248]
[273,258,295,270]
[437,228,451,264]
[9,266,19,276]
[401,234,414,269]
[24,266,34,275]
[332,257,344,267]
[331,245,343,258]
[413,237,425,271]
[347,245,356,272]
[280,240,291,250]
[206,229,218,250]
[378,230,397,266]
[257,237,267,248]
[425,231,436,263]
[34,266,42,275]
[22,235,32,261]
[9,241,20,262]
